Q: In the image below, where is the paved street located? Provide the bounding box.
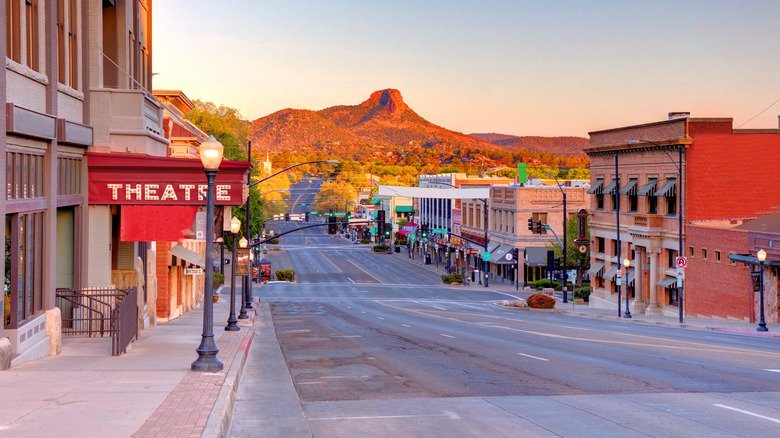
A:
[230,221,780,437]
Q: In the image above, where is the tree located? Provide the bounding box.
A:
[185,100,249,162]
[547,218,590,285]
[315,181,355,213]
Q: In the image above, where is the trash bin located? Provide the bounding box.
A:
[425,254,431,265]
[395,246,400,253]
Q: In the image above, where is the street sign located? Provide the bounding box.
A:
[184,268,203,275]
[676,267,685,278]
[410,234,416,241]
[675,256,687,268]
[402,226,417,231]
[482,251,491,262]
[432,228,448,233]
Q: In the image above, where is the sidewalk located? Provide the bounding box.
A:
[0,286,257,438]
[392,244,780,338]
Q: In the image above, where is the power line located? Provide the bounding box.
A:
[737,97,780,128]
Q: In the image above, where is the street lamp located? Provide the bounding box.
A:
[225,217,241,331]
[539,170,569,303]
[623,258,632,318]
[238,236,249,320]
[757,249,768,332]
[627,139,684,323]
[192,135,224,372]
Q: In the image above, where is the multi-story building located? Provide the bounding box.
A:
[2,0,93,368]
[585,114,780,317]
[486,184,589,285]
[2,1,250,370]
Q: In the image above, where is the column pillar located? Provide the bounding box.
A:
[646,249,662,315]
[632,247,647,314]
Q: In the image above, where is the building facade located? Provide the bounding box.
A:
[586,115,780,317]
[2,0,93,368]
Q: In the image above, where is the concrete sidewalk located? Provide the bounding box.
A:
[0,286,257,438]
[392,244,780,337]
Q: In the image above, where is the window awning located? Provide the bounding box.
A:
[170,244,205,268]
[587,179,604,194]
[626,268,636,286]
[603,264,618,281]
[619,179,638,195]
[368,226,377,234]
[656,276,678,288]
[396,205,414,213]
[491,244,515,264]
[637,179,657,196]
[655,178,677,197]
[371,198,381,204]
[524,247,549,267]
[587,260,605,277]
[603,180,617,195]
[487,241,501,252]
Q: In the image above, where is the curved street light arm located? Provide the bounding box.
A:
[248,159,338,188]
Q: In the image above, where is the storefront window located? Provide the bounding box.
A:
[4,216,10,327]
[5,212,44,328]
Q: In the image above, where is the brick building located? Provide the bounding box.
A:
[586,115,780,318]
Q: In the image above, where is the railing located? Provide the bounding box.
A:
[55,287,138,356]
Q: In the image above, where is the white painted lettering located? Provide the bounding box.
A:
[144,184,159,200]
[126,184,142,200]
[160,184,178,201]
[180,184,195,201]
[107,184,123,200]
[216,185,230,201]
[197,184,207,201]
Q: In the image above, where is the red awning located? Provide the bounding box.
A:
[87,152,250,206]
[120,205,198,241]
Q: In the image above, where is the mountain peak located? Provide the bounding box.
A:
[360,88,409,114]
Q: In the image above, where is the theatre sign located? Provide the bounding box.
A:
[87,152,250,205]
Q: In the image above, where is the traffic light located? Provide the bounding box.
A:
[377,209,385,223]
[384,225,391,237]
[328,210,337,234]
[536,220,543,234]
[305,211,310,222]
[378,220,385,237]
[346,212,351,220]
[421,225,428,238]
[512,247,519,261]
[528,217,534,232]
[285,212,290,221]
[553,257,562,271]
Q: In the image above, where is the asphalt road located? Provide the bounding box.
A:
[233,217,780,437]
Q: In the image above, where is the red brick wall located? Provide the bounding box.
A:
[687,132,780,221]
[156,242,172,319]
[686,224,752,320]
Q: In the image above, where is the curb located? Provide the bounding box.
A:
[202,302,258,438]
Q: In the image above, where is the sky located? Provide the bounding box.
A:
[153,0,780,138]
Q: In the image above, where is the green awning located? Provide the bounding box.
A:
[368,226,377,234]
[396,205,414,213]
[370,213,377,219]
[370,198,381,204]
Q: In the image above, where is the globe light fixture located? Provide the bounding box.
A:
[199,135,224,169]
[757,249,768,332]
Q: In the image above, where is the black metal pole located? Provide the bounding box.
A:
[678,144,684,323]
[225,235,239,331]
[220,235,225,274]
[563,192,568,303]
[245,141,254,311]
[192,169,223,372]
[758,261,768,331]
[483,199,489,288]
[615,150,623,318]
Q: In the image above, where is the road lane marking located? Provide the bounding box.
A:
[441,334,457,339]
[320,375,372,379]
[278,329,311,334]
[377,316,385,320]
[332,335,362,338]
[452,302,485,310]
[518,353,549,361]
[309,411,461,421]
[373,301,780,358]
[714,404,780,424]
[346,277,355,283]
[765,369,780,373]
[432,305,447,310]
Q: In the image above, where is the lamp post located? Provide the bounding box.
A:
[615,150,622,318]
[623,258,632,318]
[757,249,768,332]
[225,217,241,331]
[238,236,249,320]
[192,136,224,372]
[627,139,684,323]
[243,141,254,312]
[539,170,569,303]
